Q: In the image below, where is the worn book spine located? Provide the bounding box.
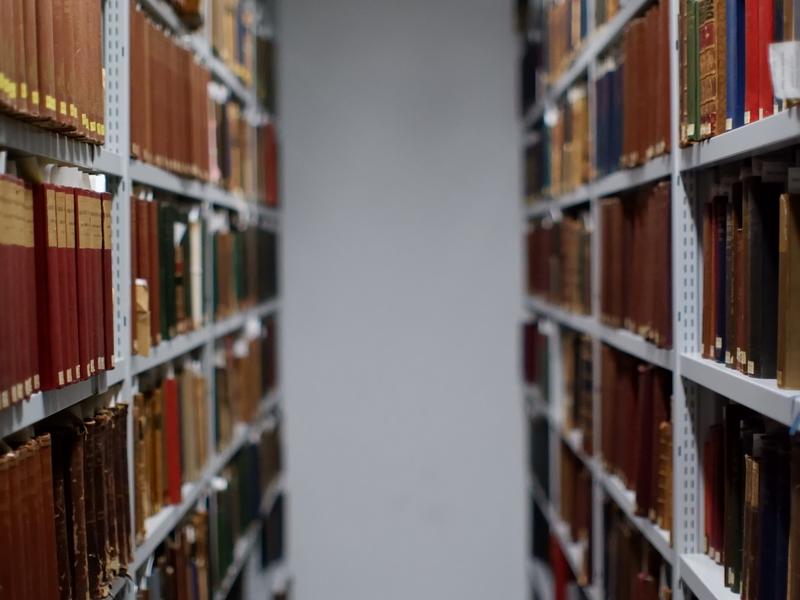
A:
[744,0,760,123]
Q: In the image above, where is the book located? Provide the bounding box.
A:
[601,344,673,532]
[599,182,672,348]
[777,193,800,387]
[527,209,592,315]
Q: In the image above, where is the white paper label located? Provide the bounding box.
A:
[769,42,800,100]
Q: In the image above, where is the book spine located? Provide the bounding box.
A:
[745,0,760,123]
[758,0,775,117]
[74,190,92,379]
[21,0,40,118]
[164,377,183,505]
[102,194,114,370]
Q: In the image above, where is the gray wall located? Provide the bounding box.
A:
[279,2,524,598]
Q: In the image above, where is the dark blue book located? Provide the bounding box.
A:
[757,435,791,600]
[735,0,746,128]
[610,65,623,173]
[581,0,588,39]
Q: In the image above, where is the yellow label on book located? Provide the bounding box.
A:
[8,81,16,100]
[20,83,27,99]
[98,356,105,371]
[46,95,57,111]
[744,111,751,124]
[60,101,68,116]
[82,114,89,129]
[70,104,78,119]
[33,374,39,390]
[715,336,722,349]
[31,90,39,105]
[687,123,695,136]
[57,370,64,387]
[97,123,105,136]
[89,121,97,133]
[725,117,733,131]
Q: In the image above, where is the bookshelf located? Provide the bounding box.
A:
[521,0,800,597]
[0,0,287,598]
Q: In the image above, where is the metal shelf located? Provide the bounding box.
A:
[680,106,800,172]
[679,554,739,600]
[0,113,125,176]
[132,299,280,376]
[526,296,674,369]
[596,322,674,370]
[600,473,673,564]
[680,354,800,427]
[0,371,126,439]
[592,154,671,198]
[526,156,671,218]
[523,0,655,126]
[526,185,592,218]
[130,160,279,224]
[132,392,280,571]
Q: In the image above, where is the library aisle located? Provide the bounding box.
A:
[520,0,800,597]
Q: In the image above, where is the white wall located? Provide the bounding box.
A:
[279,1,524,598]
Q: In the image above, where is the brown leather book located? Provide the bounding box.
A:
[703,198,715,358]
[152,387,166,511]
[634,364,654,516]
[8,449,30,598]
[82,419,103,598]
[10,0,26,116]
[130,4,143,157]
[742,452,761,600]
[777,194,800,387]
[37,434,63,600]
[114,404,133,565]
[25,439,48,598]
[142,14,153,164]
[21,0,40,118]
[657,421,673,533]
[49,431,74,599]
[99,411,119,578]
[133,393,149,543]
[735,175,748,373]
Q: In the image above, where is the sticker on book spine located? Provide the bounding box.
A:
[31,91,39,105]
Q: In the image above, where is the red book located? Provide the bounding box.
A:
[8,178,25,403]
[66,188,85,381]
[745,0,760,123]
[23,184,38,396]
[758,0,774,117]
[73,189,90,379]
[32,184,64,391]
[101,193,114,370]
[54,187,71,385]
[163,376,182,505]
[0,177,12,406]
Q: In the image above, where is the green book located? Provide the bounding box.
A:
[688,0,701,141]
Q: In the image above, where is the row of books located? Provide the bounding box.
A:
[129,198,278,355]
[0,170,115,408]
[679,0,799,142]
[600,181,672,348]
[595,0,670,176]
[133,360,210,537]
[561,329,593,454]
[130,4,212,180]
[212,218,278,319]
[0,402,132,600]
[211,0,258,86]
[131,194,205,355]
[559,442,593,584]
[522,320,550,394]
[600,344,673,535]
[604,502,672,599]
[0,0,105,143]
[546,0,589,81]
[529,413,551,499]
[700,158,800,388]
[135,508,211,600]
[526,209,592,315]
[213,424,282,589]
[548,85,591,198]
[700,392,800,599]
[215,316,279,449]
[133,425,283,600]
